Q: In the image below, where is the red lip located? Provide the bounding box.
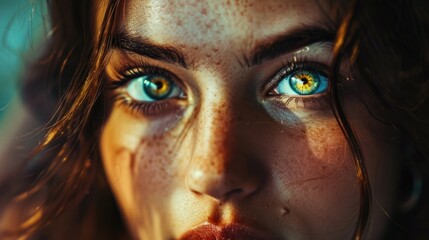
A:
[179,223,278,240]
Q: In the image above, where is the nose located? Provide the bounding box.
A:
[186,155,265,201]
[185,99,266,202]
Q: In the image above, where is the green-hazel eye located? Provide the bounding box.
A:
[125,75,183,102]
[276,70,328,95]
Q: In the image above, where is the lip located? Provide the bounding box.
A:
[178,223,279,240]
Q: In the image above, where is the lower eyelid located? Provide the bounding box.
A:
[266,94,330,110]
[114,94,186,117]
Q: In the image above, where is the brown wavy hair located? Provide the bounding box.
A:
[1,0,428,239]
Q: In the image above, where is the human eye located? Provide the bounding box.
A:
[266,61,330,109]
[109,64,186,117]
[273,66,328,96]
[125,73,183,102]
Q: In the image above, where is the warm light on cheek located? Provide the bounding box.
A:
[132,136,180,190]
[101,104,190,191]
[262,103,352,182]
[265,115,359,237]
[103,149,136,215]
[100,106,191,239]
[305,119,351,166]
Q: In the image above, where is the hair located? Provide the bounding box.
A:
[335,1,429,239]
[0,0,428,239]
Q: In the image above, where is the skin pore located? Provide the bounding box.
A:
[100,0,401,239]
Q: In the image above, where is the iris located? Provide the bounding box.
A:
[126,75,181,102]
[143,76,173,100]
[276,70,328,96]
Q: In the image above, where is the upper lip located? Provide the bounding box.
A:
[178,223,279,240]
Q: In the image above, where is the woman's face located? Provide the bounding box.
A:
[100,0,401,239]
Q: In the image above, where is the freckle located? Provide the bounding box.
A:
[201,8,207,15]
[212,48,219,52]
[176,19,183,26]
[281,206,290,217]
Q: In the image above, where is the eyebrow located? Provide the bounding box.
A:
[112,31,189,68]
[246,27,335,66]
[112,27,335,69]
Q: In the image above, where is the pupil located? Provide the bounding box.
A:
[301,77,308,85]
[155,81,163,90]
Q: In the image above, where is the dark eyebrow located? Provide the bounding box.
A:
[112,30,189,68]
[246,27,335,67]
[112,27,334,69]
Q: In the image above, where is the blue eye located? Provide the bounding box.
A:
[275,70,328,96]
[125,75,183,102]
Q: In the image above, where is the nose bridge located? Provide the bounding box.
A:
[185,76,264,202]
[192,69,237,169]
[192,89,233,180]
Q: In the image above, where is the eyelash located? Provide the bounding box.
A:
[109,62,173,88]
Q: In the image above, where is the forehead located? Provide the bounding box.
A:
[121,0,328,49]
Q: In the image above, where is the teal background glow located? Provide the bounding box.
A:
[0,0,46,123]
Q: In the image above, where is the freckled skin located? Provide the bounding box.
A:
[100,0,402,239]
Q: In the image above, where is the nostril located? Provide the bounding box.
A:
[190,189,203,196]
[186,173,248,201]
[185,157,266,202]
[222,188,244,201]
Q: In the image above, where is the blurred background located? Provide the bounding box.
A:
[0,0,45,120]
[0,0,46,172]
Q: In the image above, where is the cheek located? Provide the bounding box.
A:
[265,115,359,236]
[268,113,355,185]
[100,106,185,230]
[304,119,353,177]
[132,135,178,195]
